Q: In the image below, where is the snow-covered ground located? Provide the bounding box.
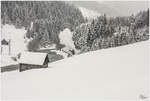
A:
[39,44,68,58]
[1,41,149,100]
[0,55,18,67]
[51,50,68,58]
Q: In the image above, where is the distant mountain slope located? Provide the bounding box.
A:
[66,1,101,19]
[68,1,149,17]
[1,41,148,100]
[78,7,100,19]
[67,1,123,17]
[103,1,149,16]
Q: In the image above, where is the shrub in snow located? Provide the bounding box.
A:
[11,56,17,61]
[90,38,101,51]
[46,52,64,63]
[27,37,40,51]
[56,44,65,50]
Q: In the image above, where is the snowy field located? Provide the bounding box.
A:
[0,55,18,67]
[1,41,149,100]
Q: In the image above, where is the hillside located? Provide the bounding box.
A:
[1,41,149,100]
[69,1,149,17]
[78,7,100,20]
[103,1,149,16]
[1,1,84,47]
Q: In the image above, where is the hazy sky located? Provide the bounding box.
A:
[102,1,149,16]
[69,1,149,17]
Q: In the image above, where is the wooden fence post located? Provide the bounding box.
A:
[19,64,22,72]
[9,39,11,55]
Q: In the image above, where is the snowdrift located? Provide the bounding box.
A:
[1,41,149,100]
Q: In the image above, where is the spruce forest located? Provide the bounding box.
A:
[1,1,149,53]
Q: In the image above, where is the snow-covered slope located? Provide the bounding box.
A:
[79,7,100,20]
[0,55,18,67]
[1,41,149,100]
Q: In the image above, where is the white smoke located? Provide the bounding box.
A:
[1,24,28,56]
[59,28,76,51]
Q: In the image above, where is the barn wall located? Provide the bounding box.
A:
[19,63,48,72]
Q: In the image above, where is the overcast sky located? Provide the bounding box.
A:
[69,1,149,17]
[102,1,149,16]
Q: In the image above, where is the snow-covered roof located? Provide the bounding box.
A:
[18,52,48,65]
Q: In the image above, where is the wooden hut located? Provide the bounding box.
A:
[18,52,49,72]
[1,39,9,45]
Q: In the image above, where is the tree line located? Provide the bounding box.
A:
[73,9,149,53]
[1,1,149,53]
[1,1,85,51]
